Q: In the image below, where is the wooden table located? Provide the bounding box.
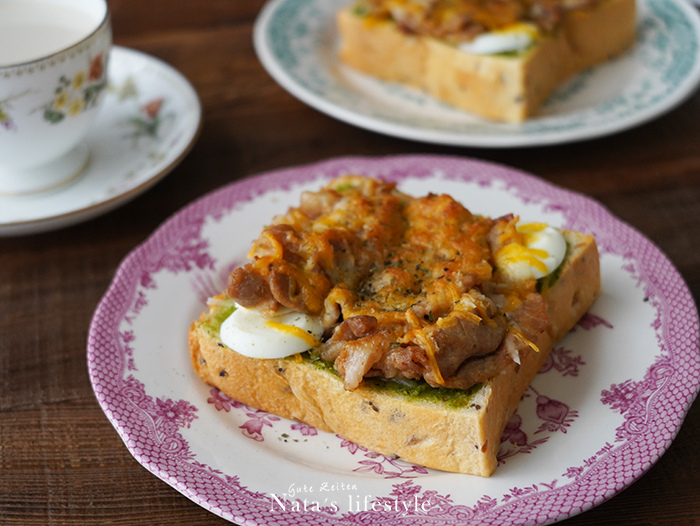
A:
[2,0,700,524]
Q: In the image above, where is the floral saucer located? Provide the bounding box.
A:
[0,46,202,237]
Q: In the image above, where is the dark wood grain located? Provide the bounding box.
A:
[2,1,700,524]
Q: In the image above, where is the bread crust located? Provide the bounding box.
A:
[189,230,600,476]
[336,0,636,122]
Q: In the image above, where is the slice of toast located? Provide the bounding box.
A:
[189,229,600,476]
[336,0,636,122]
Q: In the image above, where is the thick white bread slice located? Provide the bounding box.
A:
[336,0,636,122]
[189,231,600,476]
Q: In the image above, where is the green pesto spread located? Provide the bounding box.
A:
[364,377,483,409]
[351,2,370,17]
[304,350,482,409]
[536,239,569,293]
[200,297,237,340]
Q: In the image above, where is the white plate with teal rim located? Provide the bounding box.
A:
[254,0,700,147]
[0,46,202,237]
[88,155,700,525]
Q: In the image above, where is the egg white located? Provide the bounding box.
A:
[497,222,567,281]
[458,23,539,55]
[220,304,324,359]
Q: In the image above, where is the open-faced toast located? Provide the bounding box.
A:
[336,0,636,122]
[189,176,600,476]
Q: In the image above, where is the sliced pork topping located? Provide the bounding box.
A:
[225,176,552,392]
[359,0,598,43]
[333,331,392,390]
[368,344,430,381]
[440,332,526,390]
[421,302,507,377]
[227,266,273,309]
[227,176,404,317]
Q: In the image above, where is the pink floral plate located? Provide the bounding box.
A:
[88,155,700,525]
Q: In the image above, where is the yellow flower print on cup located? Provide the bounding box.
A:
[53,92,69,110]
[72,71,87,90]
[43,53,107,124]
[67,98,85,116]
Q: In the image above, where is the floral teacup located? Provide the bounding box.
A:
[0,0,111,195]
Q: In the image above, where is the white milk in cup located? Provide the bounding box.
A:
[0,0,111,195]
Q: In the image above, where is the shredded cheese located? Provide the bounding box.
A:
[410,330,445,386]
[509,327,540,353]
[264,320,321,349]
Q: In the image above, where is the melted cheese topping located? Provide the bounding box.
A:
[380,0,528,32]
[357,0,590,49]
[222,177,560,383]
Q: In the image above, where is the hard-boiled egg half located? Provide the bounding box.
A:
[495,222,567,281]
[458,23,539,55]
[220,305,324,359]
